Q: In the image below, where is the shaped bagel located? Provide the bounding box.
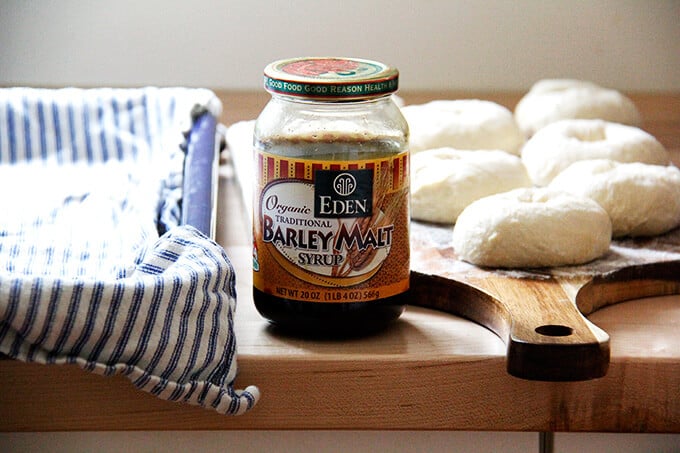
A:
[521,119,669,186]
[402,99,525,155]
[452,187,612,268]
[411,148,531,224]
[515,79,642,136]
[550,160,680,237]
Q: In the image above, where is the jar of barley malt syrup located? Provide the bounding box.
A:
[252,57,410,335]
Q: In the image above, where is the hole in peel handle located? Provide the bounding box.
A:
[535,324,573,337]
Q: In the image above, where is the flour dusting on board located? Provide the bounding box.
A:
[410,220,680,279]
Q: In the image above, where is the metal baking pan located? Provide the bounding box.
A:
[182,110,220,238]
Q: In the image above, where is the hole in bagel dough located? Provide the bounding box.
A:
[535,324,574,337]
[568,124,606,142]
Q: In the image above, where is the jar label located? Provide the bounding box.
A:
[253,151,410,303]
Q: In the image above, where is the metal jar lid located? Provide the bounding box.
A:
[263,57,399,101]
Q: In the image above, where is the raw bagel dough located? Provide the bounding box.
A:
[411,148,531,224]
[521,119,670,186]
[401,99,525,155]
[549,160,680,237]
[515,79,642,136]
[452,187,612,268]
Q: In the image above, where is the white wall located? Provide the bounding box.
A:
[1,0,679,92]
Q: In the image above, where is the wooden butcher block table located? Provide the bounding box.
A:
[1,90,679,433]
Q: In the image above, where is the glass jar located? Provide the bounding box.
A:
[252,57,410,336]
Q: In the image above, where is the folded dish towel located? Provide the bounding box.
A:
[0,87,259,415]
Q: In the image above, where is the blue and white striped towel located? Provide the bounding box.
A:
[0,87,259,415]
